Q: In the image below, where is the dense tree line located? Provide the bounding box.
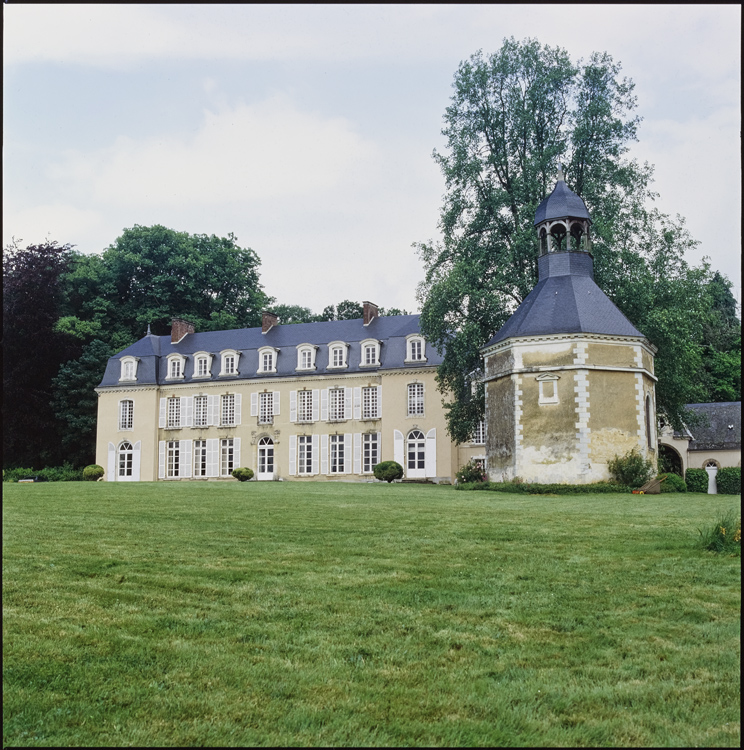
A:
[415,38,740,441]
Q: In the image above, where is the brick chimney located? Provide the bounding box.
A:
[171,318,195,344]
[262,310,279,334]
[363,301,378,326]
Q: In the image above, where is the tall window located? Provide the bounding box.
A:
[362,386,379,419]
[119,400,134,430]
[194,395,208,427]
[167,440,180,478]
[220,438,234,477]
[298,390,313,422]
[646,394,653,449]
[472,420,486,445]
[407,383,424,416]
[329,388,345,421]
[193,440,207,477]
[407,430,425,471]
[221,394,236,426]
[363,433,378,474]
[118,441,133,477]
[259,392,274,424]
[330,434,345,473]
[298,435,312,475]
[167,397,181,428]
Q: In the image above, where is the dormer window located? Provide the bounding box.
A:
[257,346,278,374]
[166,354,186,380]
[360,339,380,367]
[120,356,138,381]
[328,342,349,369]
[219,350,240,377]
[194,352,213,378]
[296,344,317,371]
[405,335,426,363]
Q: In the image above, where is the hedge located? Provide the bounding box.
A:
[455,481,631,495]
[685,468,708,493]
[716,467,741,495]
[3,464,84,482]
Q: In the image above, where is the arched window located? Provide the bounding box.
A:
[118,441,134,478]
[296,344,316,371]
[166,354,186,380]
[550,223,567,253]
[407,430,426,473]
[120,357,138,381]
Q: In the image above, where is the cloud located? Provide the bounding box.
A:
[2,202,104,251]
[48,95,376,208]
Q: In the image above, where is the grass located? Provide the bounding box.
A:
[3,482,740,747]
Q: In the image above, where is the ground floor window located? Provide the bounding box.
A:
[118,441,133,477]
[194,440,207,477]
[363,433,378,473]
[407,430,426,471]
[298,435,312,475]
[330,434,345,473]
[167,440,180,478]
[220,438,234,477]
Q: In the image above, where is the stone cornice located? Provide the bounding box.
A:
[481,332,658,358]
[483,363,658,384]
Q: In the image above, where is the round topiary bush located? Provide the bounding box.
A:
[232,467,254,482]
[83,464,105,482]
[658,473,687,492]
[373,461,404,483]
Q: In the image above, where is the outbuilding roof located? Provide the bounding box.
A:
[684,402,741,451]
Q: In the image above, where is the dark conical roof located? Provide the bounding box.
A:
[534,178,591,226]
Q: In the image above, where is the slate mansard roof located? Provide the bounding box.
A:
[482,253,647,349]
[98,314,440,388]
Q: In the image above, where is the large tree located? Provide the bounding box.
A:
[3,241,80,467]
[416,38,722,440]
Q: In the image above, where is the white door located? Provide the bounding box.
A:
[406,430,426,479]
[257,437,274,481]
[705,462,718,494]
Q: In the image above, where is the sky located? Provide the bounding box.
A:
[4,4,741,316]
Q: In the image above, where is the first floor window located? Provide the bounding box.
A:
[298,435,312,475]
[329,388,345,421]
[167,397,181,428]
[194,395,208,427]
[118,441,133,477]
[363,433,378,474]
[167,440,180,478]
[330,434,345,473]
[407,383,424,416]
[222,394,236,426]
[220,438,234,477]
[472,420,485,445]
[194,440,207,477]
[298,390,313,422]
[119,399,134,430]
[259,392,273,424]
[362,386,379,419]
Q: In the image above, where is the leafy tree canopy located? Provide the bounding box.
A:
[415,38,731,440]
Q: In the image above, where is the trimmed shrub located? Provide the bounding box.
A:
[3,468,36,483]
[83,464,105,482]
[685,468,708,493]
[232,467,254,482]
[455,459,487,484]
[716,467,741,495]
[608,448,655,488]
[658,473,687,493]
[373,461,404,483]
[698,509,741,555]
[456,481,630,494]
[38,464,84,482]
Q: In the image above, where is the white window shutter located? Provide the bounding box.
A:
[132,441,141,481]
[394,430,404,467]
[321,434,329,475]
[251,392,259,417]
[312,435,320,475]
[353,433,362,475]
[345,387,352,420]
[353,387,361,420]
[377,386,382,418]
[321,389,329,421]
[289,391,297,423]
[234,393,242,425]
[205,395,215,426]
[206,438,219,477]
[344,433,352,474]
[181,439,193,478]
[312,390,320,422]
[425,428,436,478]
[234,437,241,470]
[273,392,280,416]
[108,442,116,481]
[289,435,297,476]
[159,398,166,428]
[182,397,193,427]
[159,441,166,479]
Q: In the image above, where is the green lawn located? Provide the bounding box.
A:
[3,482,740,747]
